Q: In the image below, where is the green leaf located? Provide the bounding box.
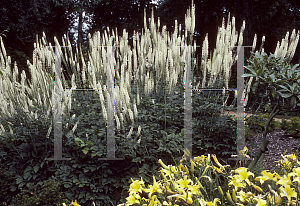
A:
[16,177,23,184]
[244,66,257,76]
[91,152,96,158]
[64,183,72,188]
[241,74,255,78]
[82,147,89,155]
[277,91,293,98]
[278,85,290,91]
[33,165,39,173]
[257,68,264,76]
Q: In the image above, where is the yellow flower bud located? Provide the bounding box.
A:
[226,190,233,204]
[184,165,189,174]
[158,159,169,170]
[161,171,168,182]
[252,184,264,193]
[191,160,196,173]
[212,154,224,170]
[218,186,224,198]
[232,189,237,202]
[213,166,223,174]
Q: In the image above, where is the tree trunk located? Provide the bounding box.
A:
[248,103,281,171]
[78,8,83,47]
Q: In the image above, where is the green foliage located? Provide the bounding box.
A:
[0,77,239,205]
[10,179,68,206]
[0,163,16,204]
[243,51,300,112]
[244,113,281,136]
[281,117,300,138]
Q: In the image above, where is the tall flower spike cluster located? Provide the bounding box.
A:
[274,29,300,62]
[0,31,87,137]
[196,13,246,91]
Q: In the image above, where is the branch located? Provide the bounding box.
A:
[248,103,281,172]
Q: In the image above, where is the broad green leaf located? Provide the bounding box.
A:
[241,74,255,78]
[257,68,264,76]
[277,91,293,98]
[82,147,89,155]
[33,165,39,173]
[277,85,290,91]
[244,66,257,76]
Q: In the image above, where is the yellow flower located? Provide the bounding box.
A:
[232,188,237,202]
[162,200,172,206]
[148,195,161,206]
[142,176,163,198]
[276,174,293,187]
[129,177,145,195]
[158,159,169,170]
[212,166,224,174]
[176,175,193,189]
[193,155,208,165]
[253,197,267,206]
[285,154,298,164]
[212,154,224,170]
[278,184,297,203]
[190,160,196,173]
[228,175,247,189]
[236,190,249,203]
[188,184,200,195]
[178,191,193,204]
[199,198,221,206]
[234,167,254,186]
[71,200,81,206]
[126,193,141,205]
[255,170,280,184]
[288,167,300,186]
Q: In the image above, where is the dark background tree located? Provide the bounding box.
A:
[87,0,156,50]
[0,0,77,84]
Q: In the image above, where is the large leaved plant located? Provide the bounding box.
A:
[242,50,300,171]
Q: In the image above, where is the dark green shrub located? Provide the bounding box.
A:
[281,117,300,138]
[244,112,281,135]
[0,163,17,204]
[10,179,68,206]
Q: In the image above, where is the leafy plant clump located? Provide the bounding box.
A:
[0,163,17,204]
[244,112,281,140]
[10,179,68,206]
[281,117,300,139]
